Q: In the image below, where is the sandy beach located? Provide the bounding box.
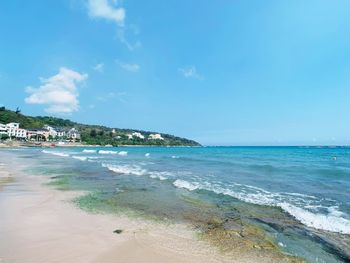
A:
[0,150,307,263]
[0,162,228,263]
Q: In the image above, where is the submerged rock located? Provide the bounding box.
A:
[113,229,123,234]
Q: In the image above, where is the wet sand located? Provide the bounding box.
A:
[0,160,232,263]
[0,156,302,263]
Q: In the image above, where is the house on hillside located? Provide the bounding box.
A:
[148,133,164,140]
[132,132,145,139]
[0,123,8,138]
[27,128,49,141]
[55,128,66,138]
[6,123,20,137]
[67,128,80,141]
[0,122,27,140]
[43,125,58,138]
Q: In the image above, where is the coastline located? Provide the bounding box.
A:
[0,158,226,263]
[0,150,306,263]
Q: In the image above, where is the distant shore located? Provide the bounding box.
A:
[0,141,201,148]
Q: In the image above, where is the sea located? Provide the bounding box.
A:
[1,146,350,262]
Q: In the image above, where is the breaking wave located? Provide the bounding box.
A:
[82,149,96,153]
[102,163,146,176]
[172,179,350,234]
[98,150,118,155]
[42,150,69,157]
[72,156,87,161]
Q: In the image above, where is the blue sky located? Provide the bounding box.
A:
[1,0,350,145]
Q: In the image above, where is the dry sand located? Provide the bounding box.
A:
[0,161,232,263]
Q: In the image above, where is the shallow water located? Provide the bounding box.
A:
[2,146,350,262]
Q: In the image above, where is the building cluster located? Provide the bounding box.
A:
[126,132,164,140]
[0,123,81,141]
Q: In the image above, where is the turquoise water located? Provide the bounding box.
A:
[3,146,350,262]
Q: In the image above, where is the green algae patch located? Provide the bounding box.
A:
[0,176,15,190]
[197,219,306,263]
[46,175,73,191]
[180,194,216,209]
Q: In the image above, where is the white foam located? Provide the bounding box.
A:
[149,171,170,181]
[171,155,179,159]
[72,156,87,161]
[171,178,350,234]
[145,153,150,157]
[102,163,146,176]
[279,203,350,234]
[150,174,167,180]
[42,150,69,157]
[173,179,200,191]
[98,150,118,155]
[118,151,128,156]
[82,149,96,153]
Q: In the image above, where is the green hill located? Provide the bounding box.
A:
[0,107,200,146]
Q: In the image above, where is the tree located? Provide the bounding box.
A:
[0,134,9,141]
[15,107,21,114]
[90,129,97,137]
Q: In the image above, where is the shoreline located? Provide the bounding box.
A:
[0,156,231,263]
[0,142,201,148]
[0,151,305,263]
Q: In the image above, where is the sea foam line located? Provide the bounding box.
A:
[102,163,146,176]
[172,179,350,234]
[82,149,96,153]
[72,156,87,161]
[98,150,118,155]
[42,150,69,157]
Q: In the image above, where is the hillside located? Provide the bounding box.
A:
[0,107,200,146]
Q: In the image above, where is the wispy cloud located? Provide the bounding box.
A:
[93,63,104,73]
[97,91,127,103]
[85,0,140,51]
[117,29,142,51]
[178,66,204,80]
[97,91,126,100]
[86,0,125,26]
[116,60,140,72]
[24,67,88,114]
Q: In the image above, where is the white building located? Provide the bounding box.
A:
[6,123,20,137]
[0,123,7,136]
[67,128,80,140]
[55,128,66,138]
[132,132,145,139]
[43,125,58,138]
[148,133,164,140]
[0,122,27,139]
[127,134,133,139]
[15,128,27,139]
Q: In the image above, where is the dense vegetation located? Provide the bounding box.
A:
[0,107,200,146]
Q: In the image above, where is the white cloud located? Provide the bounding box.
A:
[93,63,104,72]
[96,91,127,103]
[116,60,140,72]
[25,67,88,114]
[117,29,142,51]
[179,66,204,80]
[87,0,125,26]
[85,0,141,51]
